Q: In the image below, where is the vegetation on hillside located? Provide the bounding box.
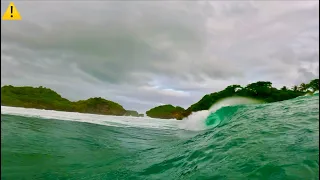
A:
[1,86,131,116]
[1,85,74,111]
[72,97,126,116]
[146,79,319,120]
[146,105,185,120]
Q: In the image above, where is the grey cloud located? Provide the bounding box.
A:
[296,66,319,84]
[1,1,319,112]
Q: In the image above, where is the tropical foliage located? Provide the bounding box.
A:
[146,105,185,120]
[1,85,128,116]
[147,79,319,119]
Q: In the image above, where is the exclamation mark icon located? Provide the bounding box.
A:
[11,5,13,17]
[2,2,22,21]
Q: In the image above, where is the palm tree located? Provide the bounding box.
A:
[298,83,307,92]
[292,85,298,92]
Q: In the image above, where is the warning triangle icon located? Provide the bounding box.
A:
[2,2,22,21]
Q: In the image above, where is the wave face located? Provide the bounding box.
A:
[1,95,319,179]
[179,97,263,131]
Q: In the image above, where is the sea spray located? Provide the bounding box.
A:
[179,96,263,131]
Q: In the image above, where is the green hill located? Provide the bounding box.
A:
[72,97,126,116]
[146,79,319,120]
[187,79,318,114]
[1,85,73,111]
[1,85,128,116]
[146,105,185,120]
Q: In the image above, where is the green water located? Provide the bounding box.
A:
[1,95,319,180]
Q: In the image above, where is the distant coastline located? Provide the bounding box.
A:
[1,85,143,117]
[1,79,318,120]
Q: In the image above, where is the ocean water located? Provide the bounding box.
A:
[1,95,319,180]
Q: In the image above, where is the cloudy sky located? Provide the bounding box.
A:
[1,1,319,113]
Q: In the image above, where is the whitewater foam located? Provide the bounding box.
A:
[1,106,179,130]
